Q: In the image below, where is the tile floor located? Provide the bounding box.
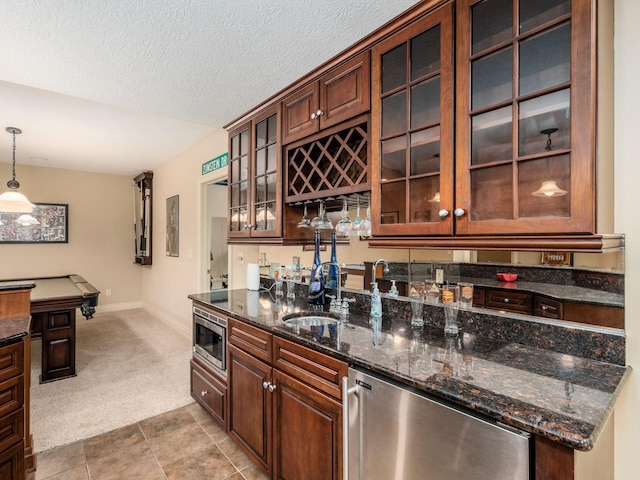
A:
[33,403,268,480]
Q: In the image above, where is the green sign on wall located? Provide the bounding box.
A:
[202,152,229,175]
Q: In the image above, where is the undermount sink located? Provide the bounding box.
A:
[282,311,340,327]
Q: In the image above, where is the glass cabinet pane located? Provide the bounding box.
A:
[518,155,570,218]
[411,76,440,129]
[266,173,277,201]
[410,176,440,223]
[472,0,513,54]
[240,131,248,155]
[410,127,440,175]
[381,181,406,224]
[255,149,266,176]
[381,137,407,180]
[518,89,570,156]
[256,120,266,148]
[470,164,513,220]
[382,91,407,137]
[267,115,277,144]
[411,26,440,80]
[255,176,265,203]
[471,106,512,165]
[267,145,277,172]
[520,0,570,34]
[519,22,570,96]
[382,44,406,94]
[472,47,512,110]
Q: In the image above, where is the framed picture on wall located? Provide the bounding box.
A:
[166,195,179,257]
[0,203,68,243]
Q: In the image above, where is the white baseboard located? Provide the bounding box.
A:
[142,303,191,340]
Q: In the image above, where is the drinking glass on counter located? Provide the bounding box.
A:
[442,285,460,335]
[409,281,426,327]
[425,281,441,305]
[458,282,474,309]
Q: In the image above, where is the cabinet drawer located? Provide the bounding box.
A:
[0,407,24,454]
[534,296,563,320]
[190,359,227,429]
[0,376,24,420]
[273,336,347,401]
[485,289,532,314]
[563,302,624,329]
[0,342,24,384]
[229,318,272,364]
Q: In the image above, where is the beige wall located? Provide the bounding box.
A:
[0,163,141,307]
[614,1,639,478]
[141,129,228,335]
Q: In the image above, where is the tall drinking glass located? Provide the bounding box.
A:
[409,282,426,327]
[442,285,460,335]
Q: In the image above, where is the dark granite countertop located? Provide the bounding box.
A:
[188,289,631,451]
[379,275,624,308]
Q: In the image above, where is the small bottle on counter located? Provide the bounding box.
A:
[308,230,325,306]
[388,280,399,298]
[327,232,339,288]
[370,282,382,319]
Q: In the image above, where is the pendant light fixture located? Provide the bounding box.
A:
[0,127,35,213]
[532,128,567,198]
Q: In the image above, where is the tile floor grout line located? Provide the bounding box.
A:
[136,420,169,480]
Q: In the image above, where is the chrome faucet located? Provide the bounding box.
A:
[371,259,389,290]
[322,261,342,309]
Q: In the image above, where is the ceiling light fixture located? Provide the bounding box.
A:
[0,127,35,213]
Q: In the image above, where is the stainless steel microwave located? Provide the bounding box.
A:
[192,305,227,377]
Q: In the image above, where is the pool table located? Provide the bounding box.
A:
[29,275,100,383]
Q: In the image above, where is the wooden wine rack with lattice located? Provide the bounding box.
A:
[286,120,369,203]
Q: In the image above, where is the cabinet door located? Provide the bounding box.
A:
[228,106,282,238]
[282,83,319,145]
[228,123,251,238]
[320,51,370,132]
[455,0,595,235]
[228,344,272,476]
[251,106,282,237]
[272,369,342,480]
[371,2,454,236]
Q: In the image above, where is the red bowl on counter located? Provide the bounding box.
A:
[496,273,518,282]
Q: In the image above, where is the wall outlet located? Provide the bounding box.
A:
[435,268,445,285]
[105,288,112,297]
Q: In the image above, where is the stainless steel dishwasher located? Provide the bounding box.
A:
[343,367,531,480]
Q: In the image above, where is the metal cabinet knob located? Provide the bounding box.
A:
[310,109,324,120]
[438,209,450,218]
[453,208,466,217]
[263,381,269,389]
[542,305,548,311]
[268,384,277,392]
[201,390,208,396]
[504,298,510,303]
[243,223,253,230]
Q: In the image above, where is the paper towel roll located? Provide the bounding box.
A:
[247,263,260,291]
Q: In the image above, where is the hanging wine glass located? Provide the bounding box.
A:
[361,196,372,237]
[297,202,311,228]
[351,196,362,236]
[317,200,333,230]
[335,197,352,236]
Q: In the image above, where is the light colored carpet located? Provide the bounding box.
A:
[30,308,194,453]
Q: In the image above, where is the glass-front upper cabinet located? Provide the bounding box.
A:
[455,0,595,235]
[371,2,454,236]
[228,105,281,238]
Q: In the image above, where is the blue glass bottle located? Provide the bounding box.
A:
[308,230,325,306]
[327,232,339,289]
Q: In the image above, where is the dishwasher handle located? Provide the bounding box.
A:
[342,376,361,480]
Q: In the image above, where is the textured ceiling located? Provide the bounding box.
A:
[0,0,418,176]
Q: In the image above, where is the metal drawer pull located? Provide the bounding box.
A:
[201,390,208,396]
[504,298,509,303]
[268,384,276,392]
[263,381,269,389]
